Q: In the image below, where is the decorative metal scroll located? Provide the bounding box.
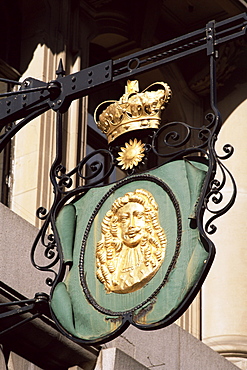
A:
[29,112,236,292]
[0,13,242,340]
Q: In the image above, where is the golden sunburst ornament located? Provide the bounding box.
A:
[117,138,145,170]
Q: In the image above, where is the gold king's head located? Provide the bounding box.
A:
[94,80,172,144]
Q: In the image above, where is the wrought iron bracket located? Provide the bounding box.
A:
[0,12,247,151]
[0,290,49,336]
[206,20,216,56]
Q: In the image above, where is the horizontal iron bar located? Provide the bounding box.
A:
[113,27,205,65]
[0,86,48,98]
[0,78,21,85]
[50,60,112,112]
[215,11,247,28]
[216,29,247,45]
[0,312,41,336]
[55,12,247,110]
[216,22,246,37]
[0,79,50,128]
[113,44,206,81]
[0,281,29,301]
[0,298,35,307]
[0,104,50,152]
[0,12,246,130]
[0,304,35,319]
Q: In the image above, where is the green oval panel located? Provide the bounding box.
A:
[81,176,181,314]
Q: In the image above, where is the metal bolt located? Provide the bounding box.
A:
[57,100,62,105]
[71,76,76,82]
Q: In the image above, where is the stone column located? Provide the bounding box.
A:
[10,0,90,227]
[11,43,58,227]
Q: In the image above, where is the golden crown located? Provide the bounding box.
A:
[94,80,172,143]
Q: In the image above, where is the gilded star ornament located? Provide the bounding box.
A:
[116,138,145,170]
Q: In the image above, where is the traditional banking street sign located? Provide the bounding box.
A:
[50,79,229,344]
[0,13,242,344]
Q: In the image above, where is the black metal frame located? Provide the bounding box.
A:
[0,282,50,337]
[0,12,244,341]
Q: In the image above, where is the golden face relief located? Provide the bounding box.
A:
[117,202,146,247]
[96,189,167,294]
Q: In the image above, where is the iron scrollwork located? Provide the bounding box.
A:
[204,143,237,234]
[31,132,116,288]
[152,121,236,236]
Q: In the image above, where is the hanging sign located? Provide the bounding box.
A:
[50,81,214,344]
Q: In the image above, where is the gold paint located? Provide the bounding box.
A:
[132,299,156,324]
[94,80,172,143]
[125,80,139,94]
[96,189,167,294]
[107,316,123,333]
[116,138,145,170]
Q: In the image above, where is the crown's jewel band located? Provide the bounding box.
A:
[94,80,172,143]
